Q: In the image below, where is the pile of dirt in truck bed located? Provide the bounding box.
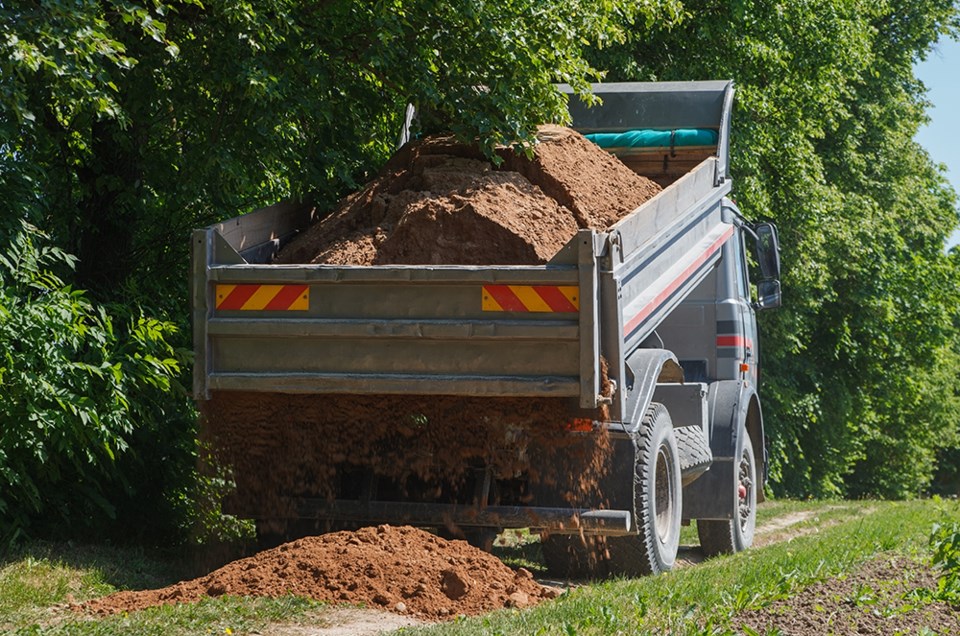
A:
[274,124,661,265]
[81,525,558,619]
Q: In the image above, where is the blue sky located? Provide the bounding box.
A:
[914,36,960,250]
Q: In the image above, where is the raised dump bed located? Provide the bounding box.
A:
[193,81,782,577]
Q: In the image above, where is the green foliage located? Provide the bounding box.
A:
[902,515,960,607]
[0,222,182,546]
[2,0,959,543]
[928,517,960,603]
[1,0,680,299]
[590,0,960,498]
[181,444,256,545]
[0,0,681,543]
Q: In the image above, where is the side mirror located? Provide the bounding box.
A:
[754,223,780,281]
[755,279,781,310]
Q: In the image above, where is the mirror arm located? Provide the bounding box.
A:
[727,207,762,241]
[741,223,760,242]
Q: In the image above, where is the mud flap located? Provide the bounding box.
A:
[682,458,734,520]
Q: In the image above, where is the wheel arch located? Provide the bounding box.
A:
[706,380,762,459]
[622,348,683,432]
[685,380,765,519]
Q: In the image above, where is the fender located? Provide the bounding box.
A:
[707,381,766,486]
[706,380,749,458]
[620,348,683,433]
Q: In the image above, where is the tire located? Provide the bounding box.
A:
[698,427,757,557]
[605,403,682,576]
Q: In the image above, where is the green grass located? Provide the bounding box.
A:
[0,542,186,630]
[10,595,326,636]
[400,499,959,635]
[0,543,325,635]
[0,499,955,635]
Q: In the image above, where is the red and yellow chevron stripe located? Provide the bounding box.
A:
[216,284,309,311]
[482,285,579,313]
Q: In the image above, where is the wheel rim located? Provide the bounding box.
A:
[655,445,674,544]
[737,446,754,533]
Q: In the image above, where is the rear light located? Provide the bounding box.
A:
[565,418,594,432]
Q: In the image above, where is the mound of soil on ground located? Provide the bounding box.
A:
[81,526,558,619]
[274,124,661,265]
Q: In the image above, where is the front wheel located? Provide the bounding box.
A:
[606,403,682,576]
[698,428,757,556]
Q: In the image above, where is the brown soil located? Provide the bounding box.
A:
[201,392,611,522]
[274,124,660,265]
[733,556,960,635]
[80,526,560,620]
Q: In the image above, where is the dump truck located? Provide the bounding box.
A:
[192,80,782,576]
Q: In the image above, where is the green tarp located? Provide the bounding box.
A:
[585,129,718,149]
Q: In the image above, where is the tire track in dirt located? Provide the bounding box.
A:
[752,505,873,548]
[674,504,869,568]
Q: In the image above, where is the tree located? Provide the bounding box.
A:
[2,0,680,299]
[1,0,681,541]
[589,0,960,496]
[0,222,182,544]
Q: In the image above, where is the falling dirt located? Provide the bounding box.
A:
[80,526,561,620]
[201,392,612,522]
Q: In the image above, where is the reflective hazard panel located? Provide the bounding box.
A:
[216,285,309,311]
[482,285,579,313]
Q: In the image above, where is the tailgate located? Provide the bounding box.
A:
[192,210,603,408]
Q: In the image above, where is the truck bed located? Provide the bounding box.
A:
[194,159,730,423]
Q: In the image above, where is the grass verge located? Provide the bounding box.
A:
[0,542,325,635]
[403,499,958,635]
[0,499,955,635]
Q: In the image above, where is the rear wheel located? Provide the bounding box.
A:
[606,403,682,576]
[698,427,757,556]
[541,403,682,578]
